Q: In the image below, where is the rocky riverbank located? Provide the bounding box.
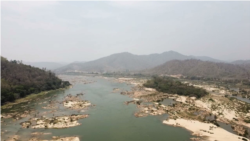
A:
[63,94,93,110]
[2,88,94,141]
[21,114,88,129]
[117,77,250,140]
[18,93,93,130]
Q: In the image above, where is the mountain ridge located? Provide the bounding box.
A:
[145,59,250,80]
[23,62,69,70]
[54,51,223,73]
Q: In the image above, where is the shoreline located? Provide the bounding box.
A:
[1,85,72,110]
[163,118,249,141]
[115,77,250,140]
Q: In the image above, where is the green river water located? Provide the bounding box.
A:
[1,76,193,141]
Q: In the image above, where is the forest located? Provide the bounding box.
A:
[1,56,70,104]
[143,76,208,98]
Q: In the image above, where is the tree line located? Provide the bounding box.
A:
[143,76,208,98]
[1,56,70,104]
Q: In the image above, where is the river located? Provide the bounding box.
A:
[1,75,193,141]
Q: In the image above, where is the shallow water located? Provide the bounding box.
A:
[1,76,193,141]
[160,98,175,106]
[231,96,250,104]
[217,121,236,134]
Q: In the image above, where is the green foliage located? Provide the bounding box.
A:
[1,57,71,104]
[244,119,250,123]
[1,56,8,61]
[143,76,208,98]
[209,98,215,102]
[229,97,236,101]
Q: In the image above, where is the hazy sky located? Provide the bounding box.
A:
[1,1,250,62]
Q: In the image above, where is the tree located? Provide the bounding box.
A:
[1,56,71,104]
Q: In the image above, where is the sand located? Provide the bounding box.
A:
[30,136,80,141]
[163,118,249,141]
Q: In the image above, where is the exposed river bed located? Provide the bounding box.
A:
[1,75,193,141]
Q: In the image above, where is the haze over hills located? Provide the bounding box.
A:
[146,59,250,80]
[23,62,69,70]
[54,51,223,73]
[231,60,250,65]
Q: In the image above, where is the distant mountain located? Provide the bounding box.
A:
[55,51,222,73]
[53,62,87,73]
[23,62,69,70]
[190,55,222,62]
[145,59,250,79]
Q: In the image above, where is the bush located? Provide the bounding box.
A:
[244,119,250,123]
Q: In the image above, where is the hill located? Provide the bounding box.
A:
[1,57,71,104]
[23,62,69,70]
[55,51,222,73]
[231,60,250,65]
[146,59,250,80]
